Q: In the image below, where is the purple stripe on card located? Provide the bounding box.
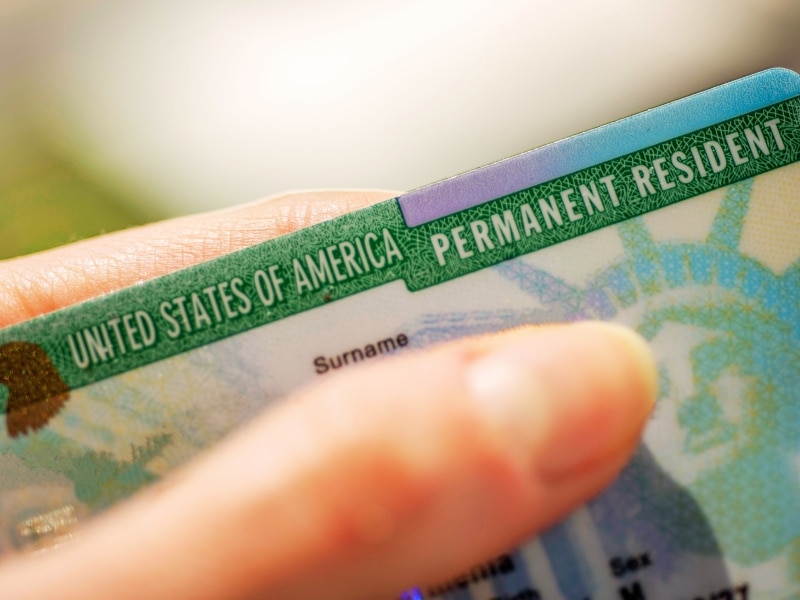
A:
[397,68,800,227]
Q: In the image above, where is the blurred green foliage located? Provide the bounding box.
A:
[0,149,150,260]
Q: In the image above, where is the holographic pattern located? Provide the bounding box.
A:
[412,169,800,599]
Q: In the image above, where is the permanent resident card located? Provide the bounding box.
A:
[1,69,800,599]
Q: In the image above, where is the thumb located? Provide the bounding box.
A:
[0,321,657,600]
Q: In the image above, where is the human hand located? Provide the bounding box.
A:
[0,191,657,600]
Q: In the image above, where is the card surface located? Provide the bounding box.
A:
[2,69,800,599]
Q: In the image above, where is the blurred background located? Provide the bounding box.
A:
[1,0,800,259]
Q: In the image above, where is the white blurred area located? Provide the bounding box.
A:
[3,0,800,216]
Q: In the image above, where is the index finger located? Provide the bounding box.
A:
[0,190,397,328]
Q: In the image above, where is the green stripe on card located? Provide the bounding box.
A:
[1,98,799,394]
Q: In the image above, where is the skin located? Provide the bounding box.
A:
[0,190,657,600]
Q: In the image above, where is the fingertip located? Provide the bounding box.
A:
[570,320,659,409]
[462,322,655,481]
